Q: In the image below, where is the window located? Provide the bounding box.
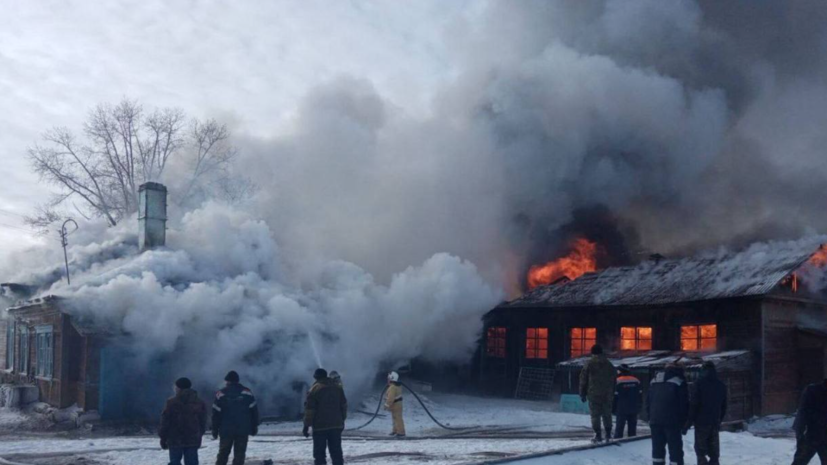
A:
[525,328,549,359]
[17,327,28,374]
[5,322,14,371]
[570,327,597,358]
[681,324,717,351]
[620,327,653,351]
[35,326,54,379]
[486,327,507,358]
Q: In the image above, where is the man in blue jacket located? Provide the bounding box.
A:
[212,371,260,465]
[648,364,689,465]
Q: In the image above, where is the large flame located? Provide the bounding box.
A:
[810,246,827,267]
[527,238,598,289]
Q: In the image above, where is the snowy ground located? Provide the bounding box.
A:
[0,393,799,465]
[508,431,797,465]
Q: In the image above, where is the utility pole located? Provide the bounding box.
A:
[59,219,78,285]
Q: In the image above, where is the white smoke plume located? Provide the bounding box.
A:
[4,204,500,413]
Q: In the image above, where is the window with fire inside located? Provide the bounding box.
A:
[525,328,549,360]
[620,326,652,351]
[681,324,717,351]
[570,327,596,358]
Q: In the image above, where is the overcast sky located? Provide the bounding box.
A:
[0,0,479,263]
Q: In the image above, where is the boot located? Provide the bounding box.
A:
[605,427,613,442]
[591,432,603,444]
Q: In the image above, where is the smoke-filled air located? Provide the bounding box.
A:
[3,1,827,414]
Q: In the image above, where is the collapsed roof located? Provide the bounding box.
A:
[502,241,826,308]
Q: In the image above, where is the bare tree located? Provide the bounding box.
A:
[28,99,249,229]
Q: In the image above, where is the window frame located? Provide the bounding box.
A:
[619,326,653,351]
[569,327,597,359]
[680,324,717,352]
[525,327,549,360]
[5,321,14,371]
[486,327,507,358]
[35,325,54,380]
[17,326,28,374]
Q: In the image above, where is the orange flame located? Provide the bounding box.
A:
[810,246,827,267]
[527,238,598,289]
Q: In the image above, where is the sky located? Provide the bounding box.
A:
[0,0,477,264]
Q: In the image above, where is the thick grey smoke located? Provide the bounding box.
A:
[236,0,827,293]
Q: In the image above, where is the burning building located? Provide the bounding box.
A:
[0,183,169,418]
[481,240,827,419]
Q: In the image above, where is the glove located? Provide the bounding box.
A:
[212,431,218,440]
[682,428,689,436]
[303,426,310,438]
[160,438,168,450]
[580,396,587,403]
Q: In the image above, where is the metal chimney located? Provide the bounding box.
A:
[138,182,167,251]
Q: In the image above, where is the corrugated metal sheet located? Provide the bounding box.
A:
[503,241,825,308]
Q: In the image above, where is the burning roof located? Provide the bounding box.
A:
[502,240,827,308]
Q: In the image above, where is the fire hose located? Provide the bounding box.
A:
[348,382,471,431]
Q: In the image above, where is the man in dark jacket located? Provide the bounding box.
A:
[684,361,727,465]
[614,364,642,438]
[648,364,689,465]
[792,379,827,465]
[212,371,260,465]
[160,377,208,465]
[580,344,617,443]
[304,368,348,465]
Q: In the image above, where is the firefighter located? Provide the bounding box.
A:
[303,368,348,465]
[614,364,642,438]
[579,344,617,443]
[684,361,727,465]
[648,364,689,465]
[385,371,406,437]
[791,378,827,465]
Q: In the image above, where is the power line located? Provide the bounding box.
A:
[0,222,32,234]
[0,209,26,219]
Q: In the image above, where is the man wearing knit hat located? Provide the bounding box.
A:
[304,368,348,465]
[212,371,260,465]
[160,377,208,465]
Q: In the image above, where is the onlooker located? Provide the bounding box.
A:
[160,377,208,465]
[579,344,617,443]
[648,364,689,465]
[212,371,260,465]
[792,378,827,465]
[614,364,642,438]
[684,361,727,465]
[303,368,348,465]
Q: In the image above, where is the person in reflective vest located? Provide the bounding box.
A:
[385,371,405,437]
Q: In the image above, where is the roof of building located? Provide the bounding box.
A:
[500,241,825,309]
[556,350,752,371]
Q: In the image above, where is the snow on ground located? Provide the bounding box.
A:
[507,431,797,465]
[0,393,799,465]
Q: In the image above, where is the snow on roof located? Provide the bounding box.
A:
[502,241,825,308]
[557,350,752,371]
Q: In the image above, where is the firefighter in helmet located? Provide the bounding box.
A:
[384,371,406,437]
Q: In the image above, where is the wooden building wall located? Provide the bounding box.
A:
[761,298,827,415]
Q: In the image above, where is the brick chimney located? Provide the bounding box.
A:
[138,182,167,251]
